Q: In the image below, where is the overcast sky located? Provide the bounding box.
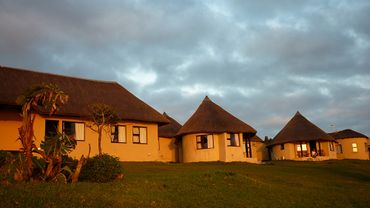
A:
[0,0,369,138]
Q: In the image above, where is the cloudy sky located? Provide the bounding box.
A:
[1,0,369,138]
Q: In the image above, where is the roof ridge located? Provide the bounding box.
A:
[0,65,117,84]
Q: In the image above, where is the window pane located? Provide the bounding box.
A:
[235,134,240,146]
[118,126,126,143]
[302,144,307,151]
[45,120,59,139]
[133,135,140,143]
[63,121,75,137]
[133,127,139,134]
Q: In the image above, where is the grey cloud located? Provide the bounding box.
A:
[0,0,369,137]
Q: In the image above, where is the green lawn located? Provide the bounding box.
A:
[1,160,370,207]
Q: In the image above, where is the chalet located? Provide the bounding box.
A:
[329,129,369,160]
[270,111,337,161]
[0,66,171,161]
[177,96,262,163]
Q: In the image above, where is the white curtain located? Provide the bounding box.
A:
[75,123,85,141]
[140,127,147,144]
[207,135,213,148]
[118,126,126,143]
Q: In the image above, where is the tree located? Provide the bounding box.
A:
[88,103,119,155]
[16,83,68,179]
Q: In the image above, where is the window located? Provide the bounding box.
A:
[297,144,307,151]
[227,133,240,147]
[111,125,126,143]
[133,126,147,144]
[45,120,59,139]
[297,143,308,157]
[352,143,358,153]
[62,121,85,141]
[365,143,368,152]
[336,144,343,154]
[329,142,334,151]
[196,135,214,149]
[281,144,285,150]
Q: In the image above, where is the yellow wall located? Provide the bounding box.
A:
[271,141,337,161]
[0,113,177,162]
[181,132,263,163]
[158,137,177,162]
[0,120,22,151]
[336,138,369,160]
[182,133,221,162]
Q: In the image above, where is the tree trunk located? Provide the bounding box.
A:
[71,155,85,183]
[98,126,102,155]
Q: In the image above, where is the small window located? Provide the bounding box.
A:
[352,143,358,153]
[133,126,147,144]
[281,144,285,150]
[45,120,59,139]
[227,133,240,147]
[111,125,126,143]
[62,121,85,141]
[196,134,214,149]
[329,142,334,151]
[336,144,343,154]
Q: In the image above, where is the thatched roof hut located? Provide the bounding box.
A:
[177,96,256,136]
[271,111,334,145]
[0,66,168,124]
[329,129,368,139]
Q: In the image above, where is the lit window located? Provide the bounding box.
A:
[62,121,85,141]
[196,135,214,149]
[352,143,358,152]
[227,133,240,147]
[111,125,126,143]
[133,126,147,144]
[297,144,307,151]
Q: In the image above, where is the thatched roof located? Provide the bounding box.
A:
[329,129,368,140]
[158,112,182,138]
[0,66,168,124]
[177,96,256,136]
[271,111,334,145]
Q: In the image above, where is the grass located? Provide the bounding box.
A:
[1,160,370,207]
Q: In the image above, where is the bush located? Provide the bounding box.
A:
[0,151,10,167]
[79,154,123,183]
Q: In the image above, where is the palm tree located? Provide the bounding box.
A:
[16,83,68,179]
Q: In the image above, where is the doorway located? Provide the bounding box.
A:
[309,140,317,157]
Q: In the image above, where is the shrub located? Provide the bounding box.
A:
[79,154,122,183]
[0,151,10,167]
